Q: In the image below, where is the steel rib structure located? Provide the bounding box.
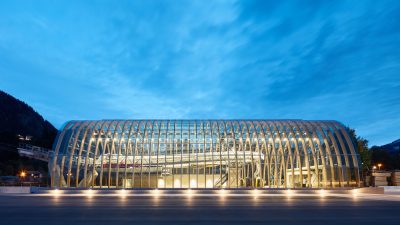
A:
[50,120,360,189]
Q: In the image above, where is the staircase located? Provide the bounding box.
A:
[214,173,228,187]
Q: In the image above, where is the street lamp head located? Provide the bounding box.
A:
[20,171,26,177]
[378,163,382,167]
[373,166,377,169]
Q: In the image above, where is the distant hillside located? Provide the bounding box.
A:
[381,139,400,154]
[370,139,400,170]
[0,90,57,148]
[0,90,58,176]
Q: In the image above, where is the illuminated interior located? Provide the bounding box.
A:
[50,120,360,188]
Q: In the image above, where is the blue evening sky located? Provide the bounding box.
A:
[0,0,399,146]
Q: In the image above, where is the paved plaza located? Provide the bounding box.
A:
[1,191,400,225]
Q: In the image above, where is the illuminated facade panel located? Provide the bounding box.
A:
[50,120,360,188]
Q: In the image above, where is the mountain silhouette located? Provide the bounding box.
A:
[0,90,57,176]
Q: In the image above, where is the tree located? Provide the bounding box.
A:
[370,146,400,170]
[347,128,372,175]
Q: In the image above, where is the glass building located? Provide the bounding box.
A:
[50,120,360,189]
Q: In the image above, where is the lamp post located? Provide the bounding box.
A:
[378,163,382,171]
[20,171,26,184]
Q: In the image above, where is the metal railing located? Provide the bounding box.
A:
[17,143,53,162]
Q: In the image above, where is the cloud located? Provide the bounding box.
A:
[0,0,399,145]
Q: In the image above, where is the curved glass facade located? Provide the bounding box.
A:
[50,120,360,189]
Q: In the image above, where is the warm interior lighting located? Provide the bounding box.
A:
[190,179,197,188]
[158,179,165,187]
[20,171,26,177]
[50,120,361,190]
[174,179,181,188]
[206,179,213,188]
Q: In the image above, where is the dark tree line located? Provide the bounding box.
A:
[348,128,400,175]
